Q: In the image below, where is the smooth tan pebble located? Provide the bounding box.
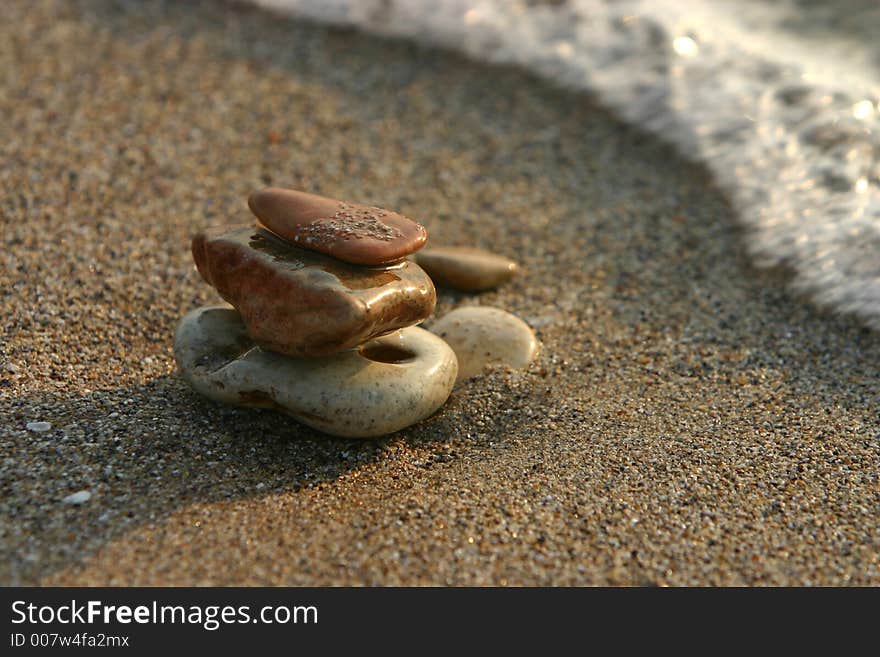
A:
[174,305,458,438]
[430,306,538,381]
[414,247,518,291]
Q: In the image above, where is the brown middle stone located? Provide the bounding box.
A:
[191,225,436,357]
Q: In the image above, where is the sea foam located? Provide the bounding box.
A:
[249,0,880,327]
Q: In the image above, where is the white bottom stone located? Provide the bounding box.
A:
[174,305,458,438]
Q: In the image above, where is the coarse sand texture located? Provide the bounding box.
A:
[2,0,879,586]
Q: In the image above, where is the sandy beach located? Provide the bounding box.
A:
[2,0,879,586]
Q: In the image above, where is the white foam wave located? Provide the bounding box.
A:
[249,0,880,326]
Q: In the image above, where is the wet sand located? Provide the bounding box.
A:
[1,0,878,586]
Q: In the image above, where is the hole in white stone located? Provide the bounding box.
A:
[359,343,416,364]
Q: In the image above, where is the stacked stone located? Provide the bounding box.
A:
[174,188,458,438]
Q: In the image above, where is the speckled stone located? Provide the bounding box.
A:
[414,247,518,291]
[431,306,539,380]
[191,225,436,357]
[174,305,458,438]
[248,187,428,265]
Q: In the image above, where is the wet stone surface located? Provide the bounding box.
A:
[191,225,436,357]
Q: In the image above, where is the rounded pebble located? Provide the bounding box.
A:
[26,421,52,432]
[248,187,428,265]
[174,305,458,438]
[430,306,539,380]
[414,247,518,291]
[63,491,92,505]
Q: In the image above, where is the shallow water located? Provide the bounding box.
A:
[252,0,880,327]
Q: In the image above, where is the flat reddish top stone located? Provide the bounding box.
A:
[248,188,427,266]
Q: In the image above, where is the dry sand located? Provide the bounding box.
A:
[1,0,878,586]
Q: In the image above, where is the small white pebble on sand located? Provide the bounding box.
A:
[525,315,556,328]
[63,490,92,505]
[26,421,52,432]
[431,306,539,381]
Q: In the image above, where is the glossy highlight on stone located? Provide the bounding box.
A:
[174,305,458,438]
[248,187,428,265]
[191,225,436,357]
